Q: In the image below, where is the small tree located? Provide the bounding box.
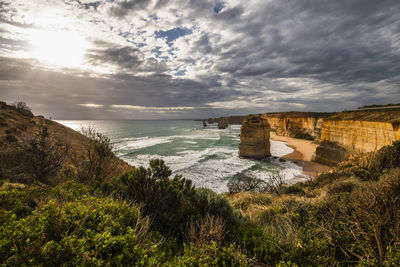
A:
[13,101,33,117]
[21,121,69,185]
[74,125,116,184]
[227,176,266,194]
[227,171,284,194]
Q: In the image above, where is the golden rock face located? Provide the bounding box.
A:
[315,120,400,165]
[238,115,271,159]
[261,114,324,140]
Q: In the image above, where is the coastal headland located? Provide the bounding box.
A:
[210,107,400,170]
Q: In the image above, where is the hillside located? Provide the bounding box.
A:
[0,101,131,183]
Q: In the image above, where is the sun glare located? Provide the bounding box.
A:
[28,30,89,68]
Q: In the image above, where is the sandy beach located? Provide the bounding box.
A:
[270,132,331,177]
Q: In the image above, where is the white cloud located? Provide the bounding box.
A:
[77,103,104,108]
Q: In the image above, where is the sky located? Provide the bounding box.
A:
[0,0,399,119]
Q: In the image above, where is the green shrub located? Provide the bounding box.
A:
[115,159,199,240]
[172,242,251,266]
[194,188,241,228]
[20,121,69,185]
[279,184,306,196]
[0,196,158,266]
[374,140,400,170]
[0,187,46,219]
[113,159,242,244]
[327,180,357,195]
[294,132,314,141]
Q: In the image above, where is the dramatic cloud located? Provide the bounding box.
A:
[0,0,399,119]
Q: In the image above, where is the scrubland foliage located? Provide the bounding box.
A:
[1,126,400,265]
[73,125,116,184]
[20,121,70,185]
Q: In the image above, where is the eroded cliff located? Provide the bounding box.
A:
[261,112,332,140]
[238,115,271,159]
[314,109,400,165]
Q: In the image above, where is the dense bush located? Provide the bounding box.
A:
[294,132,314,141]
[113,159,241,243]
[172,242,251,266]
[194,188,241,228]
[0,193,159,266]
[115,160,198,239]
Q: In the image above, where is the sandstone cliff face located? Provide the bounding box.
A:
[238,115,271,159]
[218,117,229,129]
[261,113,330,140]
[315,119,400,165]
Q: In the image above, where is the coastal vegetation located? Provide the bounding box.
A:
[1,102,400,265]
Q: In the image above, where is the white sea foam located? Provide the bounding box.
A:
[115,136,172,151]
[183,140,198,144]
[124,141,306,193]
[270,140,294,157]
[59,120,309,193]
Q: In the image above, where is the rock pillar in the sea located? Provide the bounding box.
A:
[239,115,271,159]
[203,120,207,127]
[218,117,229,129]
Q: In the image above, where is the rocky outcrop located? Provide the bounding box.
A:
[262,112,333,140]
[202,120,207,127]
[218,117,229,129]
[238,115,271,159]
[314,109,400,165]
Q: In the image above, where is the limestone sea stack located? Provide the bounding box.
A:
[239,115,271,159]
[218,117,229,129]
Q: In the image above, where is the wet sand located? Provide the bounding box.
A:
[270,132,331,177]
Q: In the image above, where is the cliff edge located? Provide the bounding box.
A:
[314,109,400,165]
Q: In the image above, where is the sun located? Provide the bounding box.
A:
[28,29,89,68]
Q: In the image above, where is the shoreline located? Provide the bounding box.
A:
[270,132,331,177]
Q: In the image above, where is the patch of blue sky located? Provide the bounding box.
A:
[213,2,225,13]
[155,27,192,46]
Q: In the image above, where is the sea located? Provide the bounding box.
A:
[57,120,307,193]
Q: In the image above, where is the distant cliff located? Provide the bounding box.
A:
[262,112,333,140]
[207,115,247,125]
[314,109,400,165]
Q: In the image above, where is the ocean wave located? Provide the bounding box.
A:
[270,140,293,157]
[115,136,172,151]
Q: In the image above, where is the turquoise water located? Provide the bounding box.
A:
[58,120,306,193]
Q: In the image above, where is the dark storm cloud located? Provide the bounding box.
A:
[108,0,150,18]
[211,0,400,86]
[0,56,242,118]
[87,44,142,68]
[86,42,168,73]
[1,0,400,118]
